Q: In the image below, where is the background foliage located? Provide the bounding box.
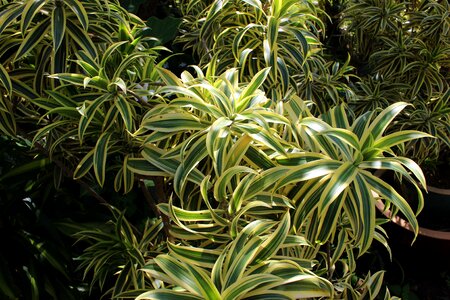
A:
[0,0,448,299]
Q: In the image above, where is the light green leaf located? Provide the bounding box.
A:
[143,113,208,132]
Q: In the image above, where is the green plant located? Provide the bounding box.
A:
[125,64,427,298]
[341,0,450,168]
[0,0,435,299]
[137,216,334,300]
[75,206,165,298]
[0,136,87,299]
[176,0,355,111]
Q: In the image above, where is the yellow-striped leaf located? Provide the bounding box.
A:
[52,5,65,51]
[93,131,111,187]
[21,0,46,34]
[15,18,51,60]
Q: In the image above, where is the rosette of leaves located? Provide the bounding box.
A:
[74,206,165,299]
[273,101,430,255]
[176,0,354,110]
[30,25,168,192]
[397,89,450,165]
[136,215,335,300]
[341,0,450,167]
[0,0,142,136]
[127,66,427,298]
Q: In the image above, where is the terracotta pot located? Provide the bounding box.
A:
[375,170,450,240]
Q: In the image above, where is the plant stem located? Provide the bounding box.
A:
[139,177,173,242]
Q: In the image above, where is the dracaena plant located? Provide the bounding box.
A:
[0,0,171,193]
[176,0,354,110]
[0,0,142,135]
[136,215,334,300]
[125,65,425,298]
[340,0,450,167]
[46,37,167,190]
[74,206,165,299]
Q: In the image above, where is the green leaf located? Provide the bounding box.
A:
[214,166,256,202]
[136,290,203,300]
[157,67,183,86]
[127,158,168,177]
[363,102,408,143]
[223,236,264,290]
[276,160,341,189]
[73,149,95,180]
[21,0,46,34]
[174,135,208,197]
[122,156,134,194]
[52,5,66,51]
[373,130,433,150]
[222,274,280,300]
[0,158,50,181]
[158,203,216,222]
[93,131,111,187]
[66,19,97,58]
[167,243,220,269]
[0,63,12,95]
[115,94,134,132]
[65,0,89,30]
[0,5,24,35]
[78,94,111,141]
[183,263,221,300]
[237,67,270,112]
[362,170,419,237]
[254,213,290,263]
[15,18,51,60]
[142,113,208,132]
[318,161,357,214]
[153,255,203,296]
[321,129,361,152]
[11,78,39,99]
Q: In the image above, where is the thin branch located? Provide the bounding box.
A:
[139,177,173,242]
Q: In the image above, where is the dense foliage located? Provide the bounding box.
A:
[0,0,448,299]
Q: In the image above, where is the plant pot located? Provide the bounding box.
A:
[372,170,450,299]
[375,169,450,240]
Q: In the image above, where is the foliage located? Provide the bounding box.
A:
[75,206,165,298]
[0,0,439,299]
[0,136,88,299]
[176,0,355,111]
[340,0,450,165]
